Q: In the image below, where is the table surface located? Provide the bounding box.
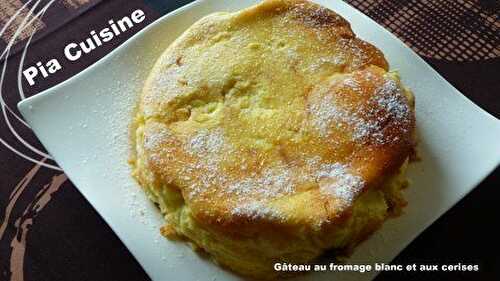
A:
[0,1,499,280]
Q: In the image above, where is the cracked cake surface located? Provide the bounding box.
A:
[130,0,416,278]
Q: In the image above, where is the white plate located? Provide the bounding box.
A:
[18,0,500,280]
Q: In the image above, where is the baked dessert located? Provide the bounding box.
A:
[130,0,416,279]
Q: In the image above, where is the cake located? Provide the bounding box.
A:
[130,0,416,278]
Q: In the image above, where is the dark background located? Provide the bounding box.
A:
[0,1,498,281]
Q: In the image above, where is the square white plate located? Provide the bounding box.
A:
[18,0,500,280]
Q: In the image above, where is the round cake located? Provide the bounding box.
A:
[130,0,416,278]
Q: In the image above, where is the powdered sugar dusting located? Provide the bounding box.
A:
[374,79,410,120]
[309,75,411,144]
[310,94,378,140]
[305,156,364,204]
[231,201,284,221]
[226,157,364,217]
[316,162,364,204]
[342,77,361,92]
[307,55,346,72]
[144,127,171,151]
[182,129,229,198]
[186,128,224,156]
[227,167,295,198]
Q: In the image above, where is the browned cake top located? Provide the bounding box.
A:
[136,0,415,231]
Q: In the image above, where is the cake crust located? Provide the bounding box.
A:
[131,0,415,278]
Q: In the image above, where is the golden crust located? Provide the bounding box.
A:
[131,0,415,278]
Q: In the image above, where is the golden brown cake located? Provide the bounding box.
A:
[130,0,416,279]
